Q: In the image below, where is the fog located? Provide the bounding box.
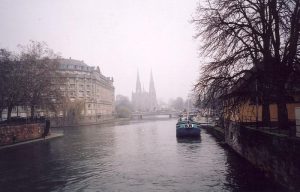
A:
[0,0,200,102]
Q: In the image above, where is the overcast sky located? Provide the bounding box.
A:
[0,0,202,102]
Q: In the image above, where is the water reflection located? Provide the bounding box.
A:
[0,140,69,192]
[176,137,201,143]
[223,147,284,192]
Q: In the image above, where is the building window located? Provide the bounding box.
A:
[79,84,84,90]
[69,84,75,89]
[79,91,84,97]
[69,91,75,96]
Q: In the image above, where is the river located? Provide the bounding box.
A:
[0,118,284,192]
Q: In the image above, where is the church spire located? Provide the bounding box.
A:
[136,70,142,93]
[149,70,156,94]
[149,70,157,109]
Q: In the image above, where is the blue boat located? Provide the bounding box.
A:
[176,117,201,138]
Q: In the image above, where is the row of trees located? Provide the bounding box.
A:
[194,0,300,130]
[0,41,64,121]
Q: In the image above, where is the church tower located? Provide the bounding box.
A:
[132,70,158,112]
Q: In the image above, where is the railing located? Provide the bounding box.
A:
[225,118,296,137]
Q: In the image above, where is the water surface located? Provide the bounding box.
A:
[0,119,283,191]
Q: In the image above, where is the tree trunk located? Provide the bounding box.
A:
[7,105,13,121]
[262,99,270,127]
[276,83,289,131]
[277,99,289,130]
[259,76,271,127]
[30,105,35,119]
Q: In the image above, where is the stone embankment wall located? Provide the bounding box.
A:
[225,123,300,191]
[202,125,225,141]
[0,123,45,146]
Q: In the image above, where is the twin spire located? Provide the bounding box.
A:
[136,71,142,93]
[132,70,157,111]
[149,70,156,96]
[135,70,156,95]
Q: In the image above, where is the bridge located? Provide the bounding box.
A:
[131,110,181,119]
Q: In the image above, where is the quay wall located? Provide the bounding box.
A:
[0,123,45,146]
[225,123,300,191]
[202,125,225,141]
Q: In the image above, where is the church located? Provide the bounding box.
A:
[132,71,158,112]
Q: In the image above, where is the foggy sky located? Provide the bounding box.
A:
[0,0,201,102]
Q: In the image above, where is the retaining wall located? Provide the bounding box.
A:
[225,123,300,191]
[0,123,45,146]
[202,125,225,141]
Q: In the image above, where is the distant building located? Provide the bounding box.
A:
[132,71,157,111]
[57,58,115,118]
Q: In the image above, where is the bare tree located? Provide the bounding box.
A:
[194,0,300,130]
[18,41,64,119]
[0,49,10,119]
[0,49,25,121]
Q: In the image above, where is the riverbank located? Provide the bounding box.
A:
[202,121,299,191]
[0,131,63,150]
[201,125,225,141]
[0,122,46,146]
[226,123,300,191]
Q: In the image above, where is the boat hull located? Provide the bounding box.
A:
[176,128,200,138]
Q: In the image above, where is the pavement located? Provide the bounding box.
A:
[0,131,64,150]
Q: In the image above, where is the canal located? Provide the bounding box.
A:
[0,119,283,192]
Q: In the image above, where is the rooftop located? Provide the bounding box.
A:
[56,58,88,67]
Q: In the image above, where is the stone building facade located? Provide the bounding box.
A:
[57,58,115,118]
[132,71,157,112]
